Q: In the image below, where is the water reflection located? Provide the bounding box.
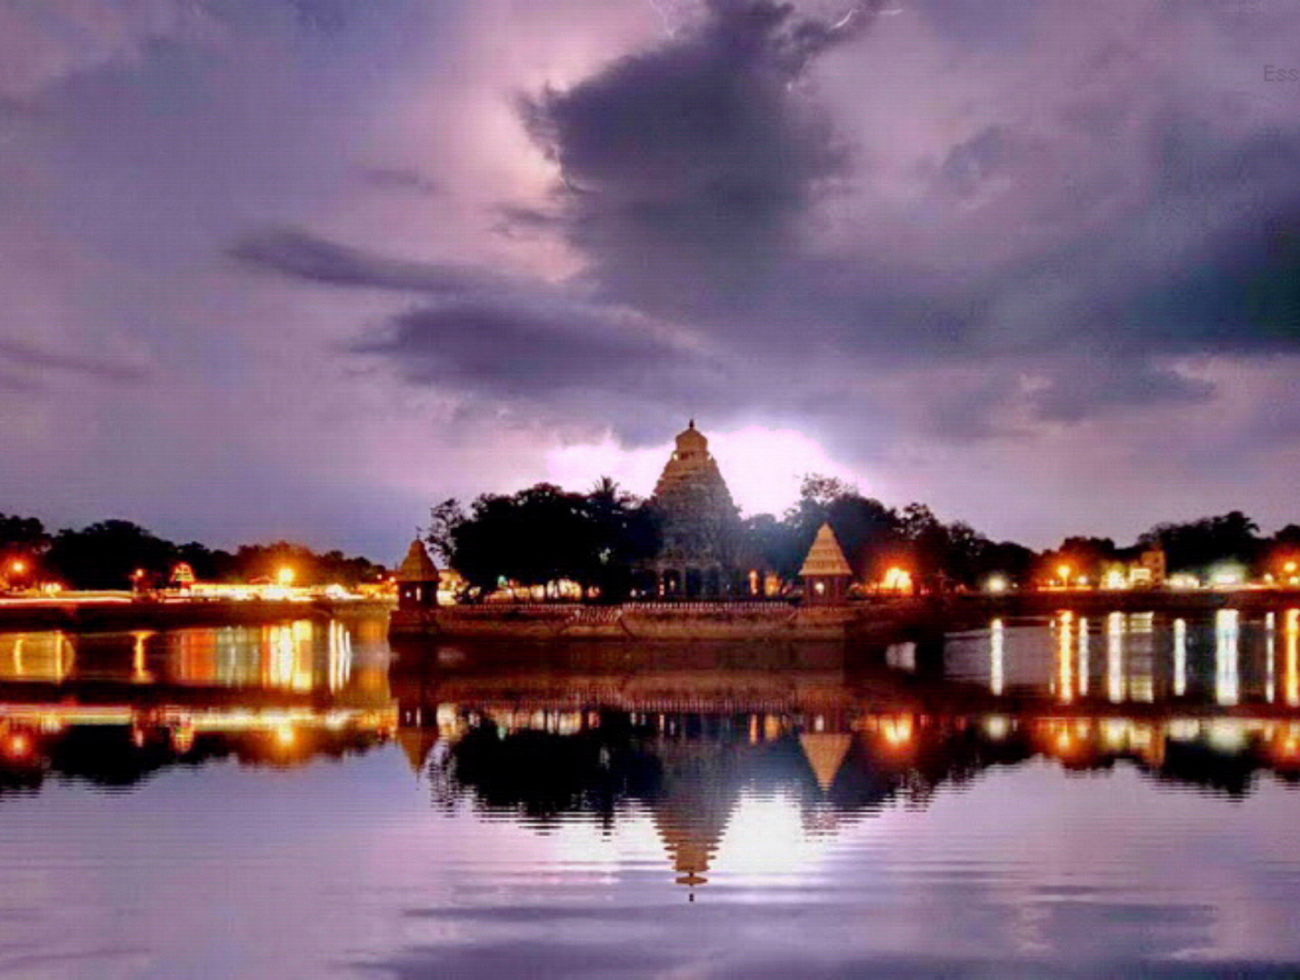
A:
[380,611,1300,897]
[0,617,395,795]
[5,613,1300,973]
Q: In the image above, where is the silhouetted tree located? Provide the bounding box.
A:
[436,481,660,600]
[46,520,177,589]
[1139,512,1261,573]
[0,513,51,582]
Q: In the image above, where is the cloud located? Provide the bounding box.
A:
[228,226,504,295]
[230,226,733,436]
[0,338,148,385]
[359,166,441,197]
[352,300,708,400]
[518,1,878,289]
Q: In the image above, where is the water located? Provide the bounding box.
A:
[3,610,1300,977]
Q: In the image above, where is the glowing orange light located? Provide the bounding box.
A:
[274,723,295,747]
[6,733,31,758]
[882,567,912,593]
[1287,561,1298,575]
[1057,564,1071,579]
[277,566,295,587]
[9,560,25,575]
[881,715,913,746]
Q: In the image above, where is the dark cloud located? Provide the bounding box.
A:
[359,166,441,197]
[519,1,878,278]
[0,339,147,385]
[228,226,502,295]
[1028,357,1217,423]
[230,226,734,435]
[352,300,713,401]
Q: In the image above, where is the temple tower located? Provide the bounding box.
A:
[645,421,743,598]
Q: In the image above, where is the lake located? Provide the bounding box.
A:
[2,610,1300,978]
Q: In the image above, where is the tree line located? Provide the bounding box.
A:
[426,476,1300,601]
[426,474,1037,600]
[0,515,385,590]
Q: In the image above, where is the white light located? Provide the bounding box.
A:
[545,426,871,517]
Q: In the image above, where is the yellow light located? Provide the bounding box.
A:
[277,566,295,587]
[274,723,295,747]
[1287,561,1298,574]
[882,567,912,592]
[1057,564,1071,579]
[6,733,30,758]
[881,715,913,746]
[986,575,1007,594]
[10,560,25,575]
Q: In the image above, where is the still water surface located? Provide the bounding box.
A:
[3,611,1300,978]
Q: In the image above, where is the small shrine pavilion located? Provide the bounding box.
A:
[396,538,439,610]
[799,523,853,605]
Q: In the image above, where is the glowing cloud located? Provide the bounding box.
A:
[545,425,870,516]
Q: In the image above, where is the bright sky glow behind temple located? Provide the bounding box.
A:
[546,427,870,518]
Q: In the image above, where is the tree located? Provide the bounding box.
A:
[1139,512,1261,573]
[427,498,466,566]
[781,474,902,581]
[46,520,178,590]
[0,513,51,582]
[433,481,660,600]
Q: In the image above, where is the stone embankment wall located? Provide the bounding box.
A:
[392,601,882,641]
[390,589,1300,642]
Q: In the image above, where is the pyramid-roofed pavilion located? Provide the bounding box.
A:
[798,732,853,792]
[799,523,852,578]
[396,539,438,582]
[396,728,439,777]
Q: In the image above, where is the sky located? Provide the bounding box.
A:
[4,0,1300,560]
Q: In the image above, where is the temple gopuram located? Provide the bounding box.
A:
[639,420,756,599]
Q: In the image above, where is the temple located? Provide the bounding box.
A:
[640,420,753,598]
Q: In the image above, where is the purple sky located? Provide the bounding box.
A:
[4,0,1300,560]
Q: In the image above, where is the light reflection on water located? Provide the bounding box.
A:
[2,612,1300,977]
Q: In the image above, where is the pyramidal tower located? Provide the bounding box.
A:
[643,421,744,598]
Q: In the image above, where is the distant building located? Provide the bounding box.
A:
[799,522,854,604]
[1137,546,1167,586]
[1101,546,1167,589]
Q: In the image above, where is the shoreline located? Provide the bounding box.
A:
[0,597,394,634]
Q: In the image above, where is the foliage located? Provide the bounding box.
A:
[429,479,660,600]
[1137,512,1262,573]
[45,520,177,590]
[3,514,383,590]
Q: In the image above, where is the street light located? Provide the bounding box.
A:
[277,566,295,587]
[1057,563,1071,589]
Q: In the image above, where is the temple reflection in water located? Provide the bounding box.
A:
[5,611,1300,892]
